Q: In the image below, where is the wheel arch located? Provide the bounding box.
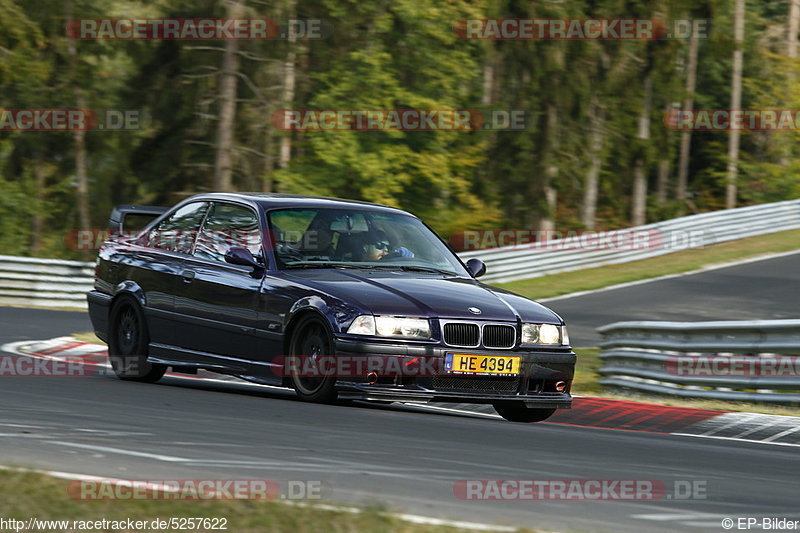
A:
[110,281,147,310]
[282,307,334,356]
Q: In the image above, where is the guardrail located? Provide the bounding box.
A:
[597,320,800,404]
[460,198,800,283]
[0,199,799,309]
[0,255,94,309]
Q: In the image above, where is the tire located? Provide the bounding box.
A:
[108,296,166,383]
[289,315,338,403]
[493,401,556,423]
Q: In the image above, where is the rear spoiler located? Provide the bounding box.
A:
[108,205,169,232]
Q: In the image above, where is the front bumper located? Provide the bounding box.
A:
[332,337,575,408]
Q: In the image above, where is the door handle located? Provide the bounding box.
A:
[181,269,196,282]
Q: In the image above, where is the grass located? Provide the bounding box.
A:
[71,331,103,344]
[0,470,531,533]
[573,348,800,417]
[497,229,800,300]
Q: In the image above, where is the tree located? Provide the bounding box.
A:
[726,0,745,209]
[212,0,244,191]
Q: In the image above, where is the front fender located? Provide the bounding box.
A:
[113,280,147,308]
[285,293,365,336]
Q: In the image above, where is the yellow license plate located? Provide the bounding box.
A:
[444,353,520,376]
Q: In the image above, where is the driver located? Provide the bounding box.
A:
[362,230,414,261]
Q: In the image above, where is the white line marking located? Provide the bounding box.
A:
[762,424,800,443]
[47,441,190,462]
[672,432,800,448]
[540,249,800,302]
[729,419,788,439]
[631,512,724,521]
[696,412,764,436]
[398,403,502,419]
[282,501,520,532]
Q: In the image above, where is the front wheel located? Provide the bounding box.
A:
[289,316,338,403]
[108,296,166,383]
[493,401,556,423]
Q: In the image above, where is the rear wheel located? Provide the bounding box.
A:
[493,401,556,423]
[108,296,166,383]
[289,315,338,403]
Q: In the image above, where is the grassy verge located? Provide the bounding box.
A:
[71,331,103,344]
[0,470,529,533]
[498,229,800,300]
[573,348,800,417]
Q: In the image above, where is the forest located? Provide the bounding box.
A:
[1,0,798,259]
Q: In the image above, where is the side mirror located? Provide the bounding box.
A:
[225,248,264,272]
[466,258,486,278]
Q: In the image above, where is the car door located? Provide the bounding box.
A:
[127,201,210,348]
[172,201,267,369]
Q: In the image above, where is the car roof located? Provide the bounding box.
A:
[188,192,411,216]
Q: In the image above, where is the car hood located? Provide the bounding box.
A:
[283,270,562,324]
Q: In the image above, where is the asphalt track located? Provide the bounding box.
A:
[545,251,800,346]
[0,253,799,532]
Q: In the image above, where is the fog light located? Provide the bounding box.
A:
[555,380,567,392]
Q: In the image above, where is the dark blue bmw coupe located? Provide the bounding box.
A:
[88,193,575,422]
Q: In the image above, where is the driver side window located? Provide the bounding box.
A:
[145,202,209,254]
[194,203,262,263]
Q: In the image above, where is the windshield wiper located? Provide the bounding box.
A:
[392,265,457,276]
[283,262,375,270]
[283,262,456,275]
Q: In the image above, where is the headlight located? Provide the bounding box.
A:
[347,315,431,339]
[347,315,376,335]
[521,323,565,345]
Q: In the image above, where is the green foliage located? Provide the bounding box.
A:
[0,0,798,258]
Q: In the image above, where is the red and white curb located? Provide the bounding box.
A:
[1,336,252,387]
[3,337,800,447]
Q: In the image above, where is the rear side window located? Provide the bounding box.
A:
[194,203,262,263]
[145,202,209,253]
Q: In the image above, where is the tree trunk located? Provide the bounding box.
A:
[213,0,244,191]
[631,77,652,226]
[30,153,46,254]
[726,0,745,209]
[482,55,494,106]
[278,0,298,172]
[581,100,604,229]
[66,0,90,257]
[656,157,670,205]
[677,29,699,203]
[539,105,558,232]
[261,109,275,192]
[780,0,800,167]
[789,0,800,58]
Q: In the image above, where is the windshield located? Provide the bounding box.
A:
[267,208,468,276]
